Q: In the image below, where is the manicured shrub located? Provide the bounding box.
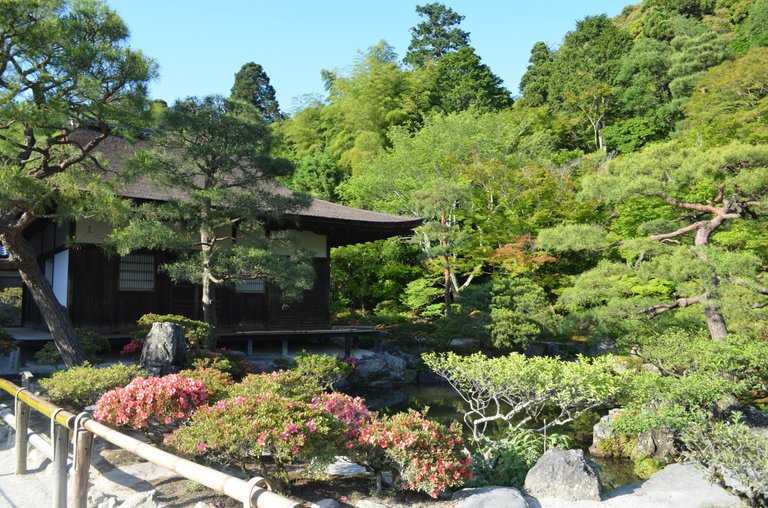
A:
[177,365,234,402]
[94,375,209,443]
[35,330,110,365]
[166,394,342,489]
[227,370,322,402]
[358,410,473,498]
[294,351,354,390]
[0,287,21,326]
[40,362,144,409]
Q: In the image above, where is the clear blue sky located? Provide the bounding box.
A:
[108,1,631,115]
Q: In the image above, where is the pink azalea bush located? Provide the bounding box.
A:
[311,392,372,445]
[176,366,233,402]
[94,375,209,443]
[165,394,342,488]
[358,410,473,498]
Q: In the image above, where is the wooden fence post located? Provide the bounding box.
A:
[72,421,94,508]
[14,396,30,474]
[52,423,69,508]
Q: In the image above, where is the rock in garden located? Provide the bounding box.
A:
[312,500,340,508]
[589,408,624,457]
[346,352,407,387]
[631,428,677,460]
[326,457,368,477]
[524,448,602,501]
[453,486,529,508]
[588,337,618,356]
[139,322,186,376]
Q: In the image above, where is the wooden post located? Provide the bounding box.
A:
[281,336,288,358]
[247,338,253,356]
[344,337,352,358]
[52,423,69,508]
[14,392,30,474]
[72,427,94,508]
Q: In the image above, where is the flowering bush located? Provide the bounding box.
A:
[358,410,472,497]
[177,366,233,402]
[227,370,322,401]
[40,362,144,409]
[311,392,372,445]
[166,394,342,489]
[94,375,209,443]
[294,351,354,390]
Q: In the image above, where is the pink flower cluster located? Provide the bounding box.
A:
[311,392,371,442]
[359,410,472,498]
[94,375,209,430]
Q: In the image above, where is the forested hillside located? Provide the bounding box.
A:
[268,0,767,351]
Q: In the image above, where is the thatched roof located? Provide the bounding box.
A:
[71,130,421,246]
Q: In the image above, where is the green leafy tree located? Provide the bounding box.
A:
[432,47,512,113]
[539,140,768,340]
[519,42,554,107]
[110,96,315,327]
[0,0,155,366]
[404,2,470,68]
[230,62,283,123]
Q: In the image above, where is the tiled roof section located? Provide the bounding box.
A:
[71,129,421,227]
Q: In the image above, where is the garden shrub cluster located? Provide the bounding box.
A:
[0,287,21,326]
[94,374,209,443]
[40,362,145,409]
[227,370,322,401]
[294,351,354,390]
[34,329,110,365]
[0,326,16,354]
[176,365,233,402]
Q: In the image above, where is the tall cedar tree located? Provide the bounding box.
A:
[0,0,155,366]
[110,96,314,330]
[404,2,470,68]
[230,62,283,123]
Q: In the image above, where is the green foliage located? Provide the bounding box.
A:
[423,352,622,441]
[176,365,234,402]
[404,2,471,68]
[682,414,768,505]
[229,62,282,123]
[40,362,144,409]
[34,330,110,366]
[431,47,512,113]
[289,151,343,200]
[293,352,353,390]
[488,276,562,350]
[0,287,22,326]
[614,370,743,435]
[470,429,571,488]
[227,370,323,402]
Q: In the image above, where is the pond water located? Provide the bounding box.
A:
[348,382,641,490]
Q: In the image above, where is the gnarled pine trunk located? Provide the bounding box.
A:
[0,231,85,366]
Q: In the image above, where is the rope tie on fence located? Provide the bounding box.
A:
[73,412,91,472]
[50,408,65,445]
[244,476,272,508]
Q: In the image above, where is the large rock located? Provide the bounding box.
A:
[346,352,408,388]
[139,322,186,376]
[453,486,529,508]
[524,448,602,501]
[589,409,624,458]
[631,428,677,460]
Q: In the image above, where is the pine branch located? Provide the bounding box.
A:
[644,294,706,318]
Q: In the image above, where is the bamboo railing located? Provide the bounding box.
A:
[0,374,306,508]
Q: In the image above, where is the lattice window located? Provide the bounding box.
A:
[235,278,265,294]
[119,254,155,291]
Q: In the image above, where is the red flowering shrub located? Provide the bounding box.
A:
[165,394,343,489]
[227,370,322,401]
[358,410,472,497]
[94,375,209,443]
[311,392,372,445]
